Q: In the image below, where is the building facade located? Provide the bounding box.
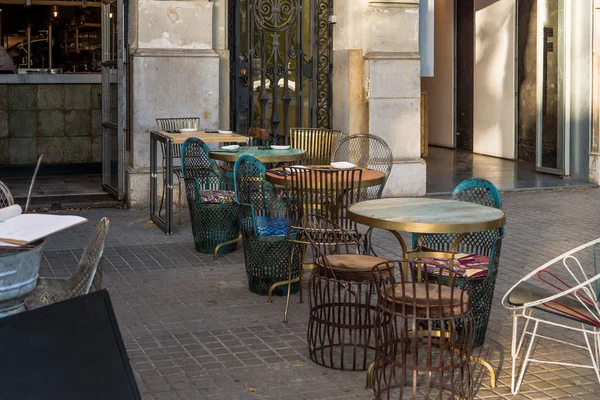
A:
[124,0,425,208]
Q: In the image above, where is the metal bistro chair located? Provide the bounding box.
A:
[331,134,393,200]
[502,238,600,395]
[26,218,110,309]
[181,138,239,258]
[289,128,343,165]
[234,155,301,296]
[281,166,366,323]
[371,260,475,400]
[303,214,389,370]
[412,178,503,348]
[156,117,200,224]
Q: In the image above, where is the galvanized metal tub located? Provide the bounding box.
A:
[0,240,44,317]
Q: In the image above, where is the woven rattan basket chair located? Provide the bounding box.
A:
[234,155,301,296]
[289,128,343,165]
[0,180,14,208]
[371,259,475,399]
[412,178,503,348]
[181,138,239,257]
[156,117,201,224]
[25,218,110,309]
[302,214,389,370]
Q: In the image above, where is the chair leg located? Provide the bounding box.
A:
[514,320,539,395]
[177,176,183,225]
[583,327,600,385]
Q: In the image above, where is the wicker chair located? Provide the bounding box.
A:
[302,214,389,370]
[331,134,393,200]
[412,178,503,347]
[371,259,475,399]
[234,155,301,296]
[181,138,239,257]
[289,128,343,165]
[25,218,110,309]
[156,117,201,224]
[0,181,14,208]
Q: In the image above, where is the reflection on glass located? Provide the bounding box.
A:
[538,0,563,170]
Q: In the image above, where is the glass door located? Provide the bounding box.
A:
[101,0,126,198]
[536,0,569,175]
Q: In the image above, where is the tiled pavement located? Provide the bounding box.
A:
[37,187,600,399]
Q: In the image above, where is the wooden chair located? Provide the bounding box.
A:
[289,128,343,165]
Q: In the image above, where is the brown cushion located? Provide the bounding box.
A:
[322,254,389,281]
[383,283,470,318]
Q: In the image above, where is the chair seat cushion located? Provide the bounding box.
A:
[198,190,237,204]
[422,253,490,279]
[255,216,294,236]
[321,254,389,281]
[384,283,470,318]
[507,281,600,327]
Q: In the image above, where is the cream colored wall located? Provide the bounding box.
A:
[473,0,516,159]
[421,0,454,148]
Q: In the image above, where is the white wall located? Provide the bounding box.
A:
[473,0,516,159]
[421,0,454,148]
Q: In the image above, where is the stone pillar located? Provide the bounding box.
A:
[332,0,425,197]
[590,1,600,183]
[126,0,220,208]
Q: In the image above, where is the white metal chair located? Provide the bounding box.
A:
[502,237,600,394]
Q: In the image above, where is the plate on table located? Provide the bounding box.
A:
[179,128,198,133]
[218,130,234,134]
[330,161,356,169]
[221,145,240,153]
[270,145,291,150]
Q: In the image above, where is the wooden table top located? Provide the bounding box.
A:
[155,130,248,144]
[266,166,385,189]
[209,146,306,163]
[347,197,506,234]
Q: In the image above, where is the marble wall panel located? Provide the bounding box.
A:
[65,85,91,110]
[38,85,65,109]
[91,136,102,162]
[0,86,8,109]
[90,84,102,109]
[38,137,66,164]
[0,110,8,138]
[64,137,92,163]
[9,138,37,164]
[91,109,102,136]
[9,85,37,110]
[65,110,92,137]
[0,139,8,164]
[38,110,65,137]
[9,110,37,138]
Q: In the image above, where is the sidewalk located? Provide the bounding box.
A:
[39,187,600,399]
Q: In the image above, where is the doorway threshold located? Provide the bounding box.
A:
[425,146,597,195]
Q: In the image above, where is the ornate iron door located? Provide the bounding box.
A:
[229,0,333,144]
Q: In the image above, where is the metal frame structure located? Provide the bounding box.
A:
[150,132,173,234]
[101,0,126,199]
[502,238,600,394]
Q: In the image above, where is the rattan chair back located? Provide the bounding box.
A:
[371,259,474,399]
[0,181,14,208]
[181,137,229,191]
[284,167,362,233]
[332,134,393,199]
[27,218,109,308]
[289,128,343,165]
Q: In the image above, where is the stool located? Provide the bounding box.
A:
[371,260,475,399]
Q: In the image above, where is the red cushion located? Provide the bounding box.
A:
[421,253,490,279]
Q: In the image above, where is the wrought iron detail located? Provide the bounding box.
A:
[229,0,333,144]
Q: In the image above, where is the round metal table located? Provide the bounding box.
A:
[209,146,306,164]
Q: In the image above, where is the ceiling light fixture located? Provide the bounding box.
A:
[51,5,58,17]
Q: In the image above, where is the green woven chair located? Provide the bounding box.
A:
[412,178,503,347]
[181,138,239,258]
[233,155,301,297]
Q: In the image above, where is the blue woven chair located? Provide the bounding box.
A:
[412,178,503,347]
[233,155,301,297]
[181,138,239,258]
